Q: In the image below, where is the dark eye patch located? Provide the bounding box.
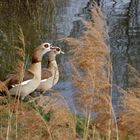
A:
[44,44,49,48]
[56,48,60,51]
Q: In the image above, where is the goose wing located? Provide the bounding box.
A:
[41,68,52,80]
[4,70,34,89]
[23,70,34,81]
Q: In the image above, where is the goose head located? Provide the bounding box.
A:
[39,43,53,55]
[53,47,65,55]
[32,43,54,63]
[48,47,64,61]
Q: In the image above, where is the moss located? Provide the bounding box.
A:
[76,115,85,137]
[124,135,134,140]
[27,101,53,122]
[43,110,53,122]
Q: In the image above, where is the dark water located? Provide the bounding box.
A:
[0,0,140,110]
[101,0,140,86]
[101,0,140,109]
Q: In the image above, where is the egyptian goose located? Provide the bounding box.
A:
[5,43,53,100]
[36,47,64,93]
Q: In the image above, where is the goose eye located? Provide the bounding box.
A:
[56,48,60,51]
[44,44,49,48]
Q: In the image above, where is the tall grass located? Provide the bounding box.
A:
[4,25,26,140]
[118,64,140,140]
[63,2,140,139]
[63,3,118,139]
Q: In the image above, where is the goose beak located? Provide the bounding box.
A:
[50,46,56,50]
[50,45,65,54]
[60,50,65,54]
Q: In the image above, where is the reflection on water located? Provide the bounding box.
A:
[101,0,140,86]
[101,0,140,109]
[55,0,88,37]
[101,0,130,87]
[128,0,140,72]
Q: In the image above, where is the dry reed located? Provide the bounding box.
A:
[118,64,140,140]
[63,3,117,140]
[32,91,76,140]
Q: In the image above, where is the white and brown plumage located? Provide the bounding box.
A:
[36,47,64,93]
[3,43,54,100]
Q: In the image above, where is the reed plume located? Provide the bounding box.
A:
[63,3,116,139]
[118,64,140,139]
